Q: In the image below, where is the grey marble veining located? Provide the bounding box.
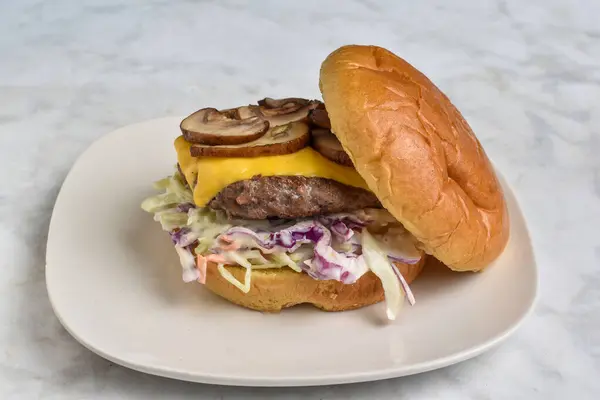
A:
[1,0,599,399]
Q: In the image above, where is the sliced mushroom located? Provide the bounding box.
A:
[311,129,353,167]
[190,121,310,158]
[258,97,311,109]
[180,107,269,145]
[237,103,305,124]
[308,104,331,129]
[256,97,320,127]
[236,105,260,120]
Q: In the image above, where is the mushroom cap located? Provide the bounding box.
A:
[180,107,269,145]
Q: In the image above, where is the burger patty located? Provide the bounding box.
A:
[209,175,381,219]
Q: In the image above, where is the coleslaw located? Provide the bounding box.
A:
[142,168,421,319]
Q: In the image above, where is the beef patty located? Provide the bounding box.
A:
[209,175,381,219]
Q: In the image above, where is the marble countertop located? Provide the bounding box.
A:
[1,0,599,398]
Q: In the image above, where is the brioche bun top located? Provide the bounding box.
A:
[319,45,509,271]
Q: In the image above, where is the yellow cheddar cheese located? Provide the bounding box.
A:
[174,136,370,207]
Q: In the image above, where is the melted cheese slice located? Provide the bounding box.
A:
[174,136,371,207]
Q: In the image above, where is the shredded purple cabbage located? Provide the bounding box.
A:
[391,263,416,305]
[170,228,198,247]
[221,219,367,284]
[218,214,420,287]
[319,214,367,232]
[225,222,324,253]
[174,245,199,283]
[330,220,354,241]
[388,254,421,265]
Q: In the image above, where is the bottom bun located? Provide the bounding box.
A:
[203,256,426,312]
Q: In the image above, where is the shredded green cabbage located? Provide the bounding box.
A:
[141,169,308,275]
[141,171,192,214]
[217,263,252,293]
[361,230,405,320]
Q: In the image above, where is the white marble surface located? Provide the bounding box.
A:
[1,0,599,398]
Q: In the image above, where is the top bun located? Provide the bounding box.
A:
[319,45,509,271]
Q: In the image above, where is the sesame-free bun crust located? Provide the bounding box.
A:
[203,257,425,312]
[319,45,509,271]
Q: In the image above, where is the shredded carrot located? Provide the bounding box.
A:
[217,235,239,251]
[196,255,207,284]
[219,235,233,244]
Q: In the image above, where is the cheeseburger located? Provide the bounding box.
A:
[141,45,509,320]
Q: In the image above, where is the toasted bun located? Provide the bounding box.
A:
[319,45,509,271]
[203,257,425,312]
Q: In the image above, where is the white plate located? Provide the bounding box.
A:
[46,117,538,387]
